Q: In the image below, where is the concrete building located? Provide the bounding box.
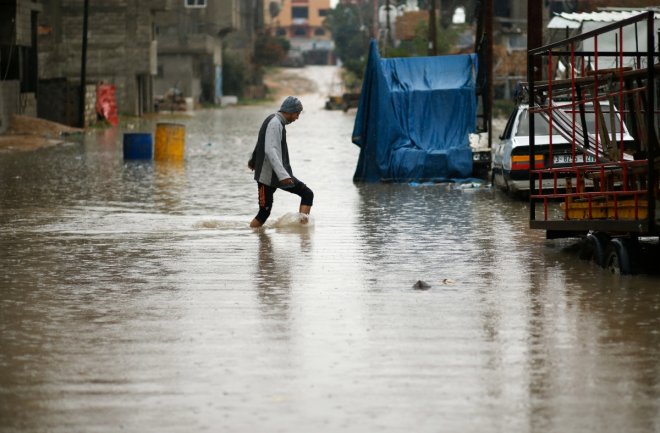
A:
[154,0,249,107]
[0,0,42,133]
[1,0,267,129]
[219,0,265,98]
[269,0,333,63]
[37,0,170,125]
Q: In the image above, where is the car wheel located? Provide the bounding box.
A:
[579,232,609,267]
[603,238,639,275]
[604,240,625,275]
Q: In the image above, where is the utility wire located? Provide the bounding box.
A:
[2,18,17,81]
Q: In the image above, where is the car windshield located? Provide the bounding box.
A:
[515,103,626,137]
[579,105,626,134]
[515,111,559,137]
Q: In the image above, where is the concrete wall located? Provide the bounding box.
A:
[154,0,234,104]
[17,0,36,46]
[0,81,36,133]
[0,0,33,46]
[0,81,20,134]
[155,55,196,98]
[37,78,76,126]
[0,1,40,129]
[38,0,168,117]
[84,84,96,126]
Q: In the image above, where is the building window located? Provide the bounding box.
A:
[319,9,329,17]
[314,28,325,36]
[292,7,309,19]
[292,27,307,37]
[184,0,206,8]
[276,28,287,37]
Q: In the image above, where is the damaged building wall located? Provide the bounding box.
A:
[38,0,169,122]
[0,0,41,132]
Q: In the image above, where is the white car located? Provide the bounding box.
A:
[491,102,634,197]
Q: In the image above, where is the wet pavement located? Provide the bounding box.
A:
[1,66,659,433]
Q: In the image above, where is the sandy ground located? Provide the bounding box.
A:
[263,67,318,100]
[0,115,83,153]
[0,68,315,154]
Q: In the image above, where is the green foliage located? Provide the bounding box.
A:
[341,69,362,93]
[493,98,515,119]
[254,32,290,67]
[222,52,246,97]
[385,20,429,58]
[385,20,461,58]
[326,2,464,80]
[324,4,372,78]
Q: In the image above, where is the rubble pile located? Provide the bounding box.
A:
[0,115,83,153]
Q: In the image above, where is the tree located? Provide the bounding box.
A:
[254,32,290,67]
[325,1,471,81]
[324,3,373,79]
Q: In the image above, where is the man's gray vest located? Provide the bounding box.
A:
[250,114,293,187]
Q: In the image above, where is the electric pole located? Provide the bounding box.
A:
[79,0,89,128]
[429,0,437,55]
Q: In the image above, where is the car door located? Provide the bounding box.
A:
[493,106,519,174]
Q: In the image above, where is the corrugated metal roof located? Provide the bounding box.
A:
[548,9,660,29]
[548,16,581,29]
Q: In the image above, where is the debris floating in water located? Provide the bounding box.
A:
[413,278,456,290]
[413,280,431,290]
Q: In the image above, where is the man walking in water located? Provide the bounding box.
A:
[248,96,314,228]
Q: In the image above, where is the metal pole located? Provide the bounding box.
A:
[528,0,543,221]
[385,0,391,49]
[528,50,536,222]
[373,0,379,40]
[645,12,656,230]
[428,0,437,55]
[485,0,492,148]
[79,0,89,128]
[528,0,543,81]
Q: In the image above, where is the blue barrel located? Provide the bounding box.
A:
[123,133,153,159]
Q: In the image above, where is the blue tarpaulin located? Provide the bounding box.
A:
[352,40,478,182]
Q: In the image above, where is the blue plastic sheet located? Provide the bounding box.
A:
[352,41,478,182]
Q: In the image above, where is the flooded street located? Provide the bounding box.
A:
[1,66,659,433]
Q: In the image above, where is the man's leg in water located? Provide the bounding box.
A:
[250,183,275,228]
[282,179,314,223]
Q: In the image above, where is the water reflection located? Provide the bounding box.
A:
[256,230,292,318]
[154,161,186,212]
[1,66,659,433]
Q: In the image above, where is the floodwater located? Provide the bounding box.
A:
[1,66,659,433]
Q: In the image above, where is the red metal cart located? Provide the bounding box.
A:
[527,11,659,274]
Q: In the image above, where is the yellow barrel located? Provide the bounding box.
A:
[154,123,185,161]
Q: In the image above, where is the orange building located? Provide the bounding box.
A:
[268,0,333,45]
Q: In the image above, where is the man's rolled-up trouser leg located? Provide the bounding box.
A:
[255,183,275,224]
[281,178,313,207]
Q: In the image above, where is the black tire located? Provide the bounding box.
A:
[579,232,609,267]
[604,237,639,275]
[604,239,626,275]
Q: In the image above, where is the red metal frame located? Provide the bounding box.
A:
[527,11,658,236]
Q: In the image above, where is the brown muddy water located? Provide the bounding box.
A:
[1,66,659,433]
